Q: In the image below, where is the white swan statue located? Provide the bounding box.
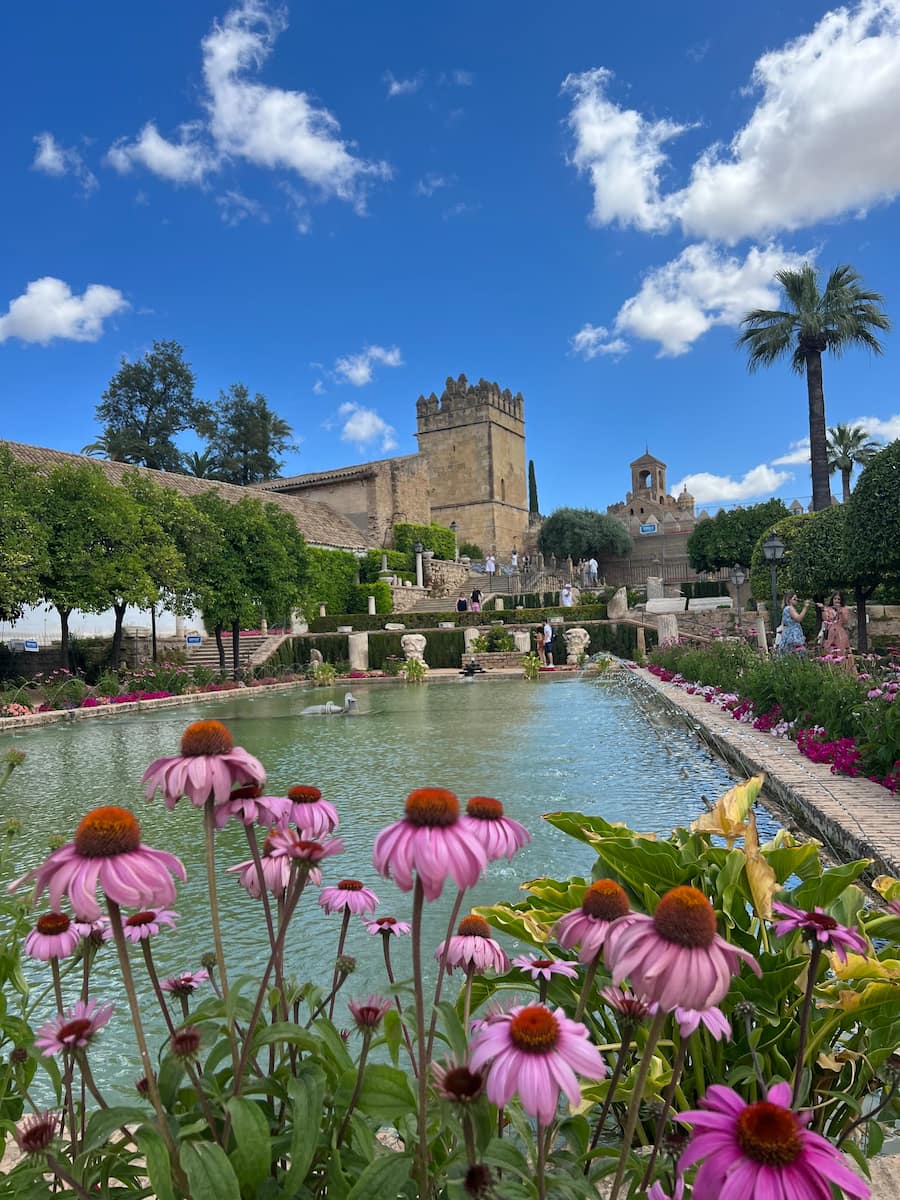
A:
[301,692,358,716]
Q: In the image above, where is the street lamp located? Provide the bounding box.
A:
[449,521,458,562]
[730,563,746,632]
[762,533,785,640]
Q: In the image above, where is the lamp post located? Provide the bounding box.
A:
[762,533,785,642]
[414,539,424,589]
[730,563,746,632]
[449,521,458,563]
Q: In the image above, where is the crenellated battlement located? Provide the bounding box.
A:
[416,373,524,431]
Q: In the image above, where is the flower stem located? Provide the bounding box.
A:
[328,909,352,1019]
[584,1022,634,1175]
[50,958,64,1015]
[335,1030,373,1148]
[382,933,417,1073]
[462,967,476,1036]
[426,886,465,1059]
[608,1009,667,1200]
[244,825,284,1011]
[793,941,823,1105]
[411,877,431,1198]
[574,951,601,1022]
[641,1034,688,1189]
[204,798,230,997]
[140,941,176,1036]
[46,1154,94,1200]
[536,1121,548,1200]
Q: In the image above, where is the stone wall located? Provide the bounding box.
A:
[425,559,470,598]
[388,585,430,613]
[468,651,524,670]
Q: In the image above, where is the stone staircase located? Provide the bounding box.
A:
[184,633,270,671]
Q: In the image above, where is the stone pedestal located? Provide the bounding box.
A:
[646,576,664,600]
[175,615,186,639]
[657,613,679,645]
[635,626,646,660]
[495,598,504,611]
[464,627,481,655]
[512,631,531,653]
[754,614,769,657]
[367,595,377,615]
[608,587,628,619]
[348,633,369,672]
[260,617,268,635]
[319,604,327,618]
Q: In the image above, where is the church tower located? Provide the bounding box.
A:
[415,374,528,555]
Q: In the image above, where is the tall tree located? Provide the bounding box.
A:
[528,459,539,516]
[737,264,890,512]
[826,423,880,503]
[94,340,209,472]
[845,440,900,652]
[0,447,47,622]
[687,498,789,574]
[538,508,631,561]
[198,385,295,485]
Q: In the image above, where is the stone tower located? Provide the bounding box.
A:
[415,374,528,556]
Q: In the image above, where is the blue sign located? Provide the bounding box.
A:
[185,634,203,646]
[639,523,658,535]
[23,640,39,652]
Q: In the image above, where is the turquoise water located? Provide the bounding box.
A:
[2,675,758,1091]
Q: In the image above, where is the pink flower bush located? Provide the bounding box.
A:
[143,720,265,809]
[373,788,487,901]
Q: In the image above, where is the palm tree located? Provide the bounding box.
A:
[80,431,141,462]
[826,423,881,502]
[183,449,221,480]
[737,264,890,511]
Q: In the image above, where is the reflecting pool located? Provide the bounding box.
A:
[3,675,767,1092]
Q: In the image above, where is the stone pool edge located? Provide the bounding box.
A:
[625,666,900,880]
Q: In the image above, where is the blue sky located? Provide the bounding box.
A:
[2,0,900,514]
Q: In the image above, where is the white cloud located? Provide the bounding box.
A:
[334,344,403,387]
[0,277,128,345]
[216,189,268,225]
[312,379,326,395]
[416,172,454,196]
[106,122,217,185]
[672,464,793,504]
[338,401,398,452]
[32,132,97,194]
[438,69,474,86]
[564,2,900,243]
[610,241,809,356]
[773,437,811,466]
[571,323,628,360]
[384,70,424,97]
[855,413,900,441]
[442,200,480,220]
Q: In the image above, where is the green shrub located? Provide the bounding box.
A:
[367,633,405,671]
[393,522,455,560]
[472,628,515,653]
[458,541,483,559]
[348,582,392,614]
[357,549,414,583]
[302,547,359,616]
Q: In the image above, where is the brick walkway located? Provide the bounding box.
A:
[630,667,900,878]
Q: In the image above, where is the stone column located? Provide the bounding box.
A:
[415,549,424,589]
[319,604,326,618]
[367,595,377,615]
[755,614,769,657]
[656,613,679,645]
[495,598,504,611]
[348,633,369,672]
[175,615,186,639]
[260,617,268,635]
[635,626,646,660]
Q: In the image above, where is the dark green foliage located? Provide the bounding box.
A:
[538,508,631,561]
[357,550,414,583]
[458,541,483,560]
[393,523,455,560]
[528,459,539,515]
[472,627,515,652]
[261,636,350,671]
[845,439,900,589]
[0,447,47,622]
[687,499,790,574]
[348,583,392,614]
[302,547,360,616]
[588,622,657,658]
[789,506,852,598]
[367,633,405,671]
[309,603,607,632]
[748,514,812,603]
[196,384,296,485]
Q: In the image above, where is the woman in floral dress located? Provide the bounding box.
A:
[778,593,809,655]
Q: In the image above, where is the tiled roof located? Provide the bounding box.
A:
[259,453,419,492]
[2,440,373,551]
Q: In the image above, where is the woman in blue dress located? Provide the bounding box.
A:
[778,593,809,655]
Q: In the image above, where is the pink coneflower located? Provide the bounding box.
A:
[554,879,635,964]
[512,954,578,983]
[24,912,80,961]
[460,796,530,861]
[142,720,266,809]
[122,908,179,943]
[170,1026,202,1060]
[160,969,209,998]
[227,831,296,898]
[771,901,867,964]
[13,1111,58,1157]
[10,807,186,921]
[647,1181,684,1200]
[35,999,114,1057]
[213,785,290,830]
[469,1003,606,1125]
[889,899,900,916]
[348,994,391,1032]
[436,915,510,974]
[433,1056,485,1103]
[284,786,339,839]
[318,879,379,915]
[372,788,487,901]
[268,830,344,867]
[599,985,656,1022]
[677,1081,870,1200]
[363,915,411,936]
[71,915,108,940]
[604,885,760,1011]
[675,1005,731,1041]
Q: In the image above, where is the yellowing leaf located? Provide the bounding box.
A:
[691,774,765,847]
[744,811,778,920]
[872,874,900,903]
[829,954,900,982]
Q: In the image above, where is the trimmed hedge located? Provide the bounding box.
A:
[358,549,414,583]
[348,582,392,614]
[394,522,455,561]
[680,580,730,600]
[367,629,466,671]
[302,547,359,616]
[263,635,350,671]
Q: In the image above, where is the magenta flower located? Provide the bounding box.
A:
[888,899,900,916]
[363,915,411,937]
[512,954,578,983]
[675,1005,731,1041]
[24,912,80,962]
[600,985,656,1021]
[268,830,344,866]
[10,807,186,921]
[469,1003,606,1125]
[71,916,108,939]
[142,720,265,809]
[772,901,867,964]
[212,785,290,830]
[160,969,209,997]
[284,786,339,839]
[348,994,391,1033]
[647,1181,684,1200]
[227,830,296,898]
[436,915,510,975]
[604,886,760,1011]
[460,796,530,861]
[373,788,487,901]
[433,1056,485,1103]
[678,1081,870,1200]
[318,879,379,915]
[121,908,179,943]
[553,879,635,964]
[13,1111,58,1158]
[35,999,114,1057]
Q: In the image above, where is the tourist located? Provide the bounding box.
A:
[485,553,496,579]
[823,592,852,653]
[561,584,574,608]
[522,552,531,571]
[777,593,809,656]
[542,617,554,666]
[511,548,518,571]
[535,626,545,665]
[588,556,598,585]
[470,587,483,613]
[456,595,468,613]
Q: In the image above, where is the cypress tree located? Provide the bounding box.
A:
[528,459,539,515]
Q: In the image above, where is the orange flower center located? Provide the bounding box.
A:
[581,879,631,921]
[404,788,459,828]
[180,720,233,756]
[458,915,491,938]
[74,807,141,858]
[376,917,397,926]
[126,911,157,926]
[466,796,504,820]
[229,784,262,801]
[36,913,71,936]
[509,1005,559,1053]
[58,1018,93,1043]
[532,959,555,969]
[442,1065,483,1099]
[338,879,363,891]
[287,786,322,803]
[736,1101,802,1166]
[653,886,717,948]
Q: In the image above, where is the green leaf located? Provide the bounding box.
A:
[471,902,549,948]
[790,860,872,910]
[590,836,691,895]
[481,1137,531,1179]
[224,975,259,1025]
[157,1053,186,1110]
[437,1001,469,1060]
[135,1127,176,1200]
[252,1022,318,1053]
[226,1098,272,1198]
[82,1106,149,1153]
[181,1141,242,1200]
[283,1065,325,1192]
[345,1153,412,1199]
[335,1063,416,1122]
